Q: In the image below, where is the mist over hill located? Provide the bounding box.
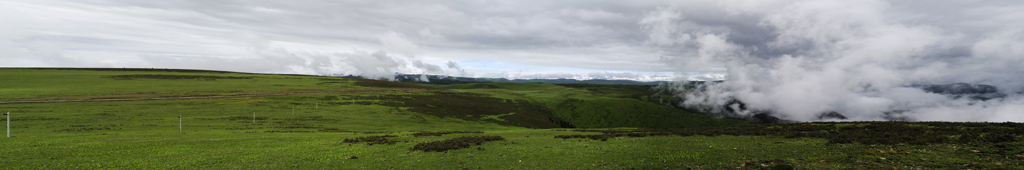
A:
[627,1,1024,123]
[654,81,1023,123]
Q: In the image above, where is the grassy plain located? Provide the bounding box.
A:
[1,68,1022,169]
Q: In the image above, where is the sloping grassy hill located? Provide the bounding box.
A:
[1,68,527,132]
[419,82,748,128]
[1,68,740,131]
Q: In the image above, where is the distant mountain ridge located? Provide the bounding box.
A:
[382,74,669,85]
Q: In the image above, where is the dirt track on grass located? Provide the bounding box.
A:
[0,88,434,104]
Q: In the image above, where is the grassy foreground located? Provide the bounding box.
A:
[1,68,1023,169]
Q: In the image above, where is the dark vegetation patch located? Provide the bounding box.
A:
[556,122,1024,146]
[351,131,394,134]
[53,127,112,132]
[464,83,502,89]
[318,129,396,134]
[355,92,568,128]
[410,131,483,137]
[224,127,257,130]
[549,117,576,128]
[412,136,505,152]
[322,95,339,100]
[264,130,315,133]
[315,80,348,86]
[52,124,123,132]
[104,74,254,80]
[556,84,655,99]
[352,79,436,89]
[276,116,339,121]
[318,128,348,132]
[734,159,792,170]
[272,124,323,129]
[553,97,742,128]
[342,135,406,145]
[197,116,269,121]
[325,101,379,105]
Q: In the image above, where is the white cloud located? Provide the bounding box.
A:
[0,0,674,74]
[639,7,684,46]
[412,60,444,74]
[377,30,421,55]
[659,0,1024,122]
[0,5,26,59]
[418,28,444,40]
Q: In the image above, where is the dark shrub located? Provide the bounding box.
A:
[552,122,1024,146]
[343,135,402,145]
[410,131,483,137]
[412,136,504,152]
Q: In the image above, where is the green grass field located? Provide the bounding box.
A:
[1,68,1022,169]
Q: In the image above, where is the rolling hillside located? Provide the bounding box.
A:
[1,68,1021,169]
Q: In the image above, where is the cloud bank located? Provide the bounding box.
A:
[0,0,673,77]
[646,0,1024,122]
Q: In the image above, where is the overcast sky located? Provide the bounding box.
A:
[1,0,1022,80]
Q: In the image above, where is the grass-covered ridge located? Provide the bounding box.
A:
[1,68,1022,169]
[420,82,749,129]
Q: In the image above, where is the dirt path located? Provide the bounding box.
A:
[0,88,435,104]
